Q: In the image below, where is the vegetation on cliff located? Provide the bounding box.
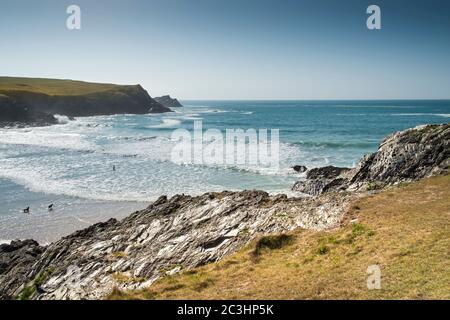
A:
[0,77,171,125]
[109,174,450,300]
[0,77,120,96]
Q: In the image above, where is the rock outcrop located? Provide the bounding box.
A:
[292,165,308,173]
[0,240,46,300]
[0,94,57,126]
[293,124,450,195]
[292,166,351,196]
[154,95,184,109]
[0,78,172,126]
[0,191,355,300]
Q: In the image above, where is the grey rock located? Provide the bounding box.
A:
[0,240,46,299]
[348,124,450,185]
[154,95,184,109]
[306,166,350,180]
[292,165,308,173]
[292,166,350,196]
[293,124,450,196]
[0,191,354,300]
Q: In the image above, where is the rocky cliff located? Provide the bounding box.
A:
[0,123,448,300]
[0,94,57,126]
[293,124,450,195]
[0,78,172,126]
[154,95,184,109]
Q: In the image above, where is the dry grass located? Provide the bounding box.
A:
[251,234,294,259]
[108,175,450,300]
[111,272,145,284]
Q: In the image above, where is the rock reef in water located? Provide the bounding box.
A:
[292,124,450,195]
[154,95,184,109]
[292,165,308,173]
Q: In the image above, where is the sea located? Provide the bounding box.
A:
[0,100,449,243]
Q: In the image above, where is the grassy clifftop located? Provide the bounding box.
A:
[110,174,450,300]
[0,77,171,124]
[0,77,120,96]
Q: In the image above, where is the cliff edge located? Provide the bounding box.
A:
[0,77,171,126]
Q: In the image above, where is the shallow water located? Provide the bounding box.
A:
[0,178,147,243]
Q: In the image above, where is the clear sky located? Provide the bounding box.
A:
[1,0,449,99]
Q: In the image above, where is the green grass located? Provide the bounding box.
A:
[367,181,382,191]
[108,174,450,300]
[252,234,294,257]
[17,268,54,300]
[0,76,123,96]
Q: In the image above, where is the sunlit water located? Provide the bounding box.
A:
[1,100,449,242]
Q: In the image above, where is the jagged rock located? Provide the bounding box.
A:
[293,124,450,196]
[0,191,354,300]
[348,124,450,185]
[0,94,57,126]
[154,95,184,109]
[292,166,350,196]
[306,166,350,180]
[0,240,46,299]
[292,165,308,173]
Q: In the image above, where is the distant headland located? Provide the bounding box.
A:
[0,77,176,127]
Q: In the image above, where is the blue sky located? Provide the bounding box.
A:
[1,0,449,99]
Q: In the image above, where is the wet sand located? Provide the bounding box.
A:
[0,178,148,244]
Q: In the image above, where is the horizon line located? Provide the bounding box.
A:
[180,98,450,102]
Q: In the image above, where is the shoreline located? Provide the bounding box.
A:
[0,123,448,299]
[0,175,302,245]
[0,177,148,244]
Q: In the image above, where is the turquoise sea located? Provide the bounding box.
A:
[0,100,449,242]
